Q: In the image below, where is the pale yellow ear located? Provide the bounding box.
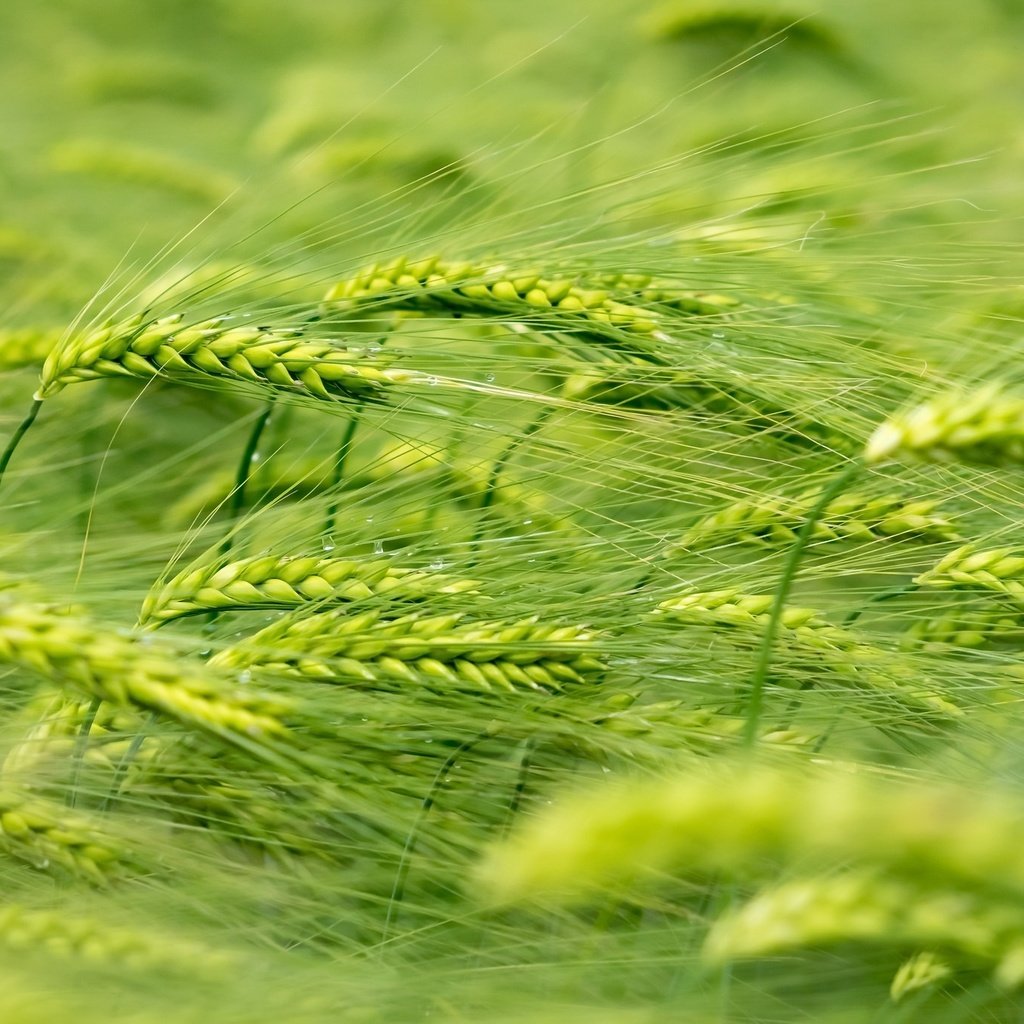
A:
[866,385,1024,467]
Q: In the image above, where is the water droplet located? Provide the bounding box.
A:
[322,535,336,553]
[365,516,374,524]
[427,376,439,386]
[484,373,496,383]
[373,540,384,554]
[711,331,725,340]
[250,452,261,463]
[34,858,49,870]
[522,518,533,526]
[238,670,252,685]
[368,343,382,354]
[430,558,446,570]
[424,738,433,744]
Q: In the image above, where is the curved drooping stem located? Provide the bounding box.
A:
[218,397,277,557]
[0,399,42,491]
[744,459,862,747]
[470,404,556,559]
[323,402,364,538]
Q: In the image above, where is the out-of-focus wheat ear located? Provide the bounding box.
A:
[890,951,954,1002]
[0,786,127,884]
[0,599,295,759]
[866,385,1024,466]
[0,904,238,976]
[704,870,1018,985]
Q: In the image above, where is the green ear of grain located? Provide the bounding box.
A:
[675,488,958,552]
[0,599,293,754]
[140,553,481,625]
[704,869,1022,988]
[866,385,1024,466]
[475,763,1024,904]
[36,313,417,403]
[211,606,603,693]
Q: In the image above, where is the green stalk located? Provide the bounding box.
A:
[471,405,555,557]
[381,729,494,947]
[218,397,276,557]
[323,402,364,539]
[0,399,42,490]
[744,460,862,746]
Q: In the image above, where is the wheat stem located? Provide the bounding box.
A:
[381,729,493,947]
[324,402,364,538]
[0,399,42,490]
[745,460,861,745]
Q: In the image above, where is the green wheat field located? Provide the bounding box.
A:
[4,1,1024,1020]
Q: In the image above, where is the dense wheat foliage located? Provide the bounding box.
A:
[4,0,1024,1020]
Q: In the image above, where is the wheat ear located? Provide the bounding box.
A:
[655,589,959,716]
[50,138,237,204]
[890,952,954,1001]
[140,553,480,625]
[915,544,1024,607]
[703,869,1023,981]
[211,607,602,692]
[902,605,1024,650]
[475,762,1024,903]
[36,313,415,402]
[324,256,668,354]
[675,488,958,552]
[0,599,292,752]
[0,328,63,372]
[0,787,124,884]
[866,384,1024,465]
[0,904,236,976]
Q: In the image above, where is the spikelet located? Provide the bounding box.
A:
[0,600,292,751]
[655,589,959,715]
[915,544,1024,607]
[890,951,954,1001]
[0,904,235,975]
[703,870,1024,968]
[474,762,1024,903]
[0,788,124,884]
[37,313,415,402]
[865,385,1024,465]
[211,607,603,693]
[140,553,481,625]
[674,489,958,552]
